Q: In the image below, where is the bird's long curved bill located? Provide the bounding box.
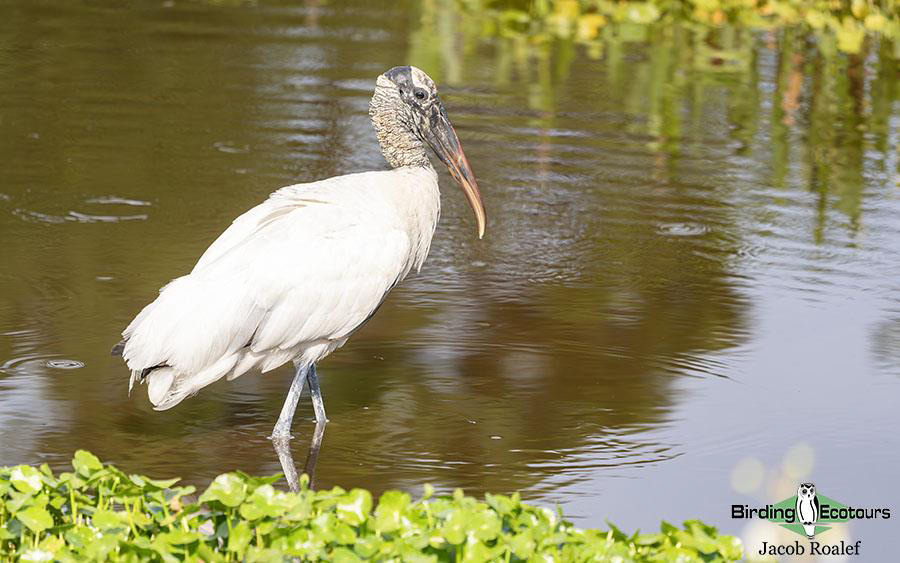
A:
[425,106,486,238]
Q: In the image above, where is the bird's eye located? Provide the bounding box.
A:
[414,89,426,100]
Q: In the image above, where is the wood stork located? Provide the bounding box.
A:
[113,66,485,439]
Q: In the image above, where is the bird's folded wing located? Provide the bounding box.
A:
[122,184,411,377]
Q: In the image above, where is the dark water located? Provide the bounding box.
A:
[1,0,898,556]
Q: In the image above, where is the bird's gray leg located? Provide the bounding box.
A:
[270,362,309,440]
[306,364,328,424]
[271,422,326,493]
[270,363,326,492]
[303,422,326,489]
[272,438,300,492]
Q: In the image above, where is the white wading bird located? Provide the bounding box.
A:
[113,66,485,439]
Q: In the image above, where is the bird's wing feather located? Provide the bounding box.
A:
[123,174,413,380]
[191,183,315,273]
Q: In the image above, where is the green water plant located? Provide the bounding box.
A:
[459,0,899,56]
[0,451,743,561]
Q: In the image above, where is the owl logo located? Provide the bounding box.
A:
[796,482,820,539]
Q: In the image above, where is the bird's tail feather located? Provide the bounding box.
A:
[142,353,240,411]
[147,368,178,408]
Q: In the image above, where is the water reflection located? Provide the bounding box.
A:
[0,0,898,557]
[273,422,326,492]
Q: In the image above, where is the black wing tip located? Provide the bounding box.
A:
[111,339,126,357]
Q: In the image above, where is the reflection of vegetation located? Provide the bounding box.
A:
[412,0,898,236]
[459,0,898,56]
[0,451,744,561]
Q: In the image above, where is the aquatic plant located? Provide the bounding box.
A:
[457,0,899,56]
[0,450,743,561]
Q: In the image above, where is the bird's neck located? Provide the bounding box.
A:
[369,91,433,169]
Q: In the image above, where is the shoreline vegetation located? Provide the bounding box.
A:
[410,0,897,233]
[1,451,743,561]
[458,0,899,58]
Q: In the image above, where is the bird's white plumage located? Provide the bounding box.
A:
[122,166,440,410]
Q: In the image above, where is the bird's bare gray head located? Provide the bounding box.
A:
[370,66,486,238]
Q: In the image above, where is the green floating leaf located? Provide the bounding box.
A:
[227,520,253,553]
[244,484,290,521]
[72,450,103,476]
[470,509,501,541]
[440,508,466,545]
[280,527,324,559]
[9,466,43,495]
[633,532,664,545]
[18,548,55,562]
[17,506,54,533]
[234,470,282,488]
[64,526,100,549]
[83,533,120,560]
[6,489,36,513]
[717,534,744,559]
[245,546,288,563]
[485,493,515,515]
[198,473,247,507]
[129,474,180,490]
[463,540,496,561]
[311,512,337,543]
[37,534,65,555]
[91,508,127,531]
[336,489,372,526]
[375,490,410,533]
[331,546,363,563]
[333,522,357,545]
[158,529,201,546]
[508,529,536,558]
[353,535,380,559]
[660,520,678,535]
